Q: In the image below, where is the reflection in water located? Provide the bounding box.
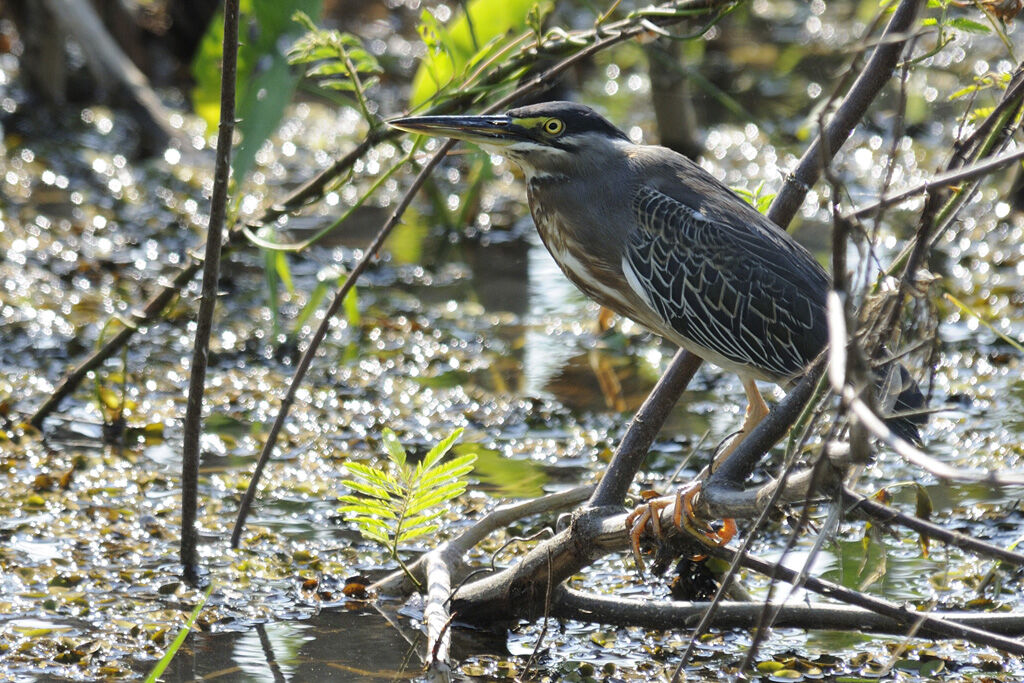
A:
[162,604,510,681]
[234,622,310,682]
[524,236,591,398]
[165,609,420,681]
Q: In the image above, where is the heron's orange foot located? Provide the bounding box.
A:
[676,485,737,548]
[625,482,736,571]
[626,493,674,571]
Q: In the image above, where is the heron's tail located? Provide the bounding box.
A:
[874,360,927,446]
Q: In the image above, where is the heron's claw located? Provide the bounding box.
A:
[626,482,736,570]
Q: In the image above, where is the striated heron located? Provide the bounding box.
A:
[389,101,925,559]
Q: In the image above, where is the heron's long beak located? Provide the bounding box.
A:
[387,113,520,147]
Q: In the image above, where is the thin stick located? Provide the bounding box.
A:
[715,546,1024,656]
[229,145,454,547]
[552,587,1024,634]
[766,0,923,229]
[521,548,554,680]
[843,486,1024,567]
[846,146,1024,220]
[180,0,240,579]
[827,292,1024,485]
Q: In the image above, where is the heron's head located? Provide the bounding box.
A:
[388,101,632,178]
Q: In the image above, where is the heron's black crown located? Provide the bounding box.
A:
[507,101,631,144]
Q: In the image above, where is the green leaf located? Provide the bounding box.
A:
[275,251,295,294]
[293,280,329,333]
[949,17,990,33]
[338,428,476,561]
[396,523,439,544]
[339,480,395,502]
[381,428,407,466]
[405,485,466,515]
[400,510,447,529]
[285,11,380,113]
[262,231,281,337]
[190,0,324,182]
[421,427,464,470]
[409,0,553,107]
[342,285,360,328]
[345,461,400,488]
[339,504,398,522]
[416,454,477,490]
[144,583,214,682]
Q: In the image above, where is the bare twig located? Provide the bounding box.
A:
[827,292,1024,485]
[714,546,1024,656]
[588,352,703,507]
[842,487,1024,568]
[767,0,923,229]
[848,146,1024,218]
[179,0,239,580]
[521,548,554,680]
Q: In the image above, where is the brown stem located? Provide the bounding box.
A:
[179,0,239,580]
[842,486,1024,568]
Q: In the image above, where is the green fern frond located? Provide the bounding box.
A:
[339,427,476,581]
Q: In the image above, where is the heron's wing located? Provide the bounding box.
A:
[622,185,828,379]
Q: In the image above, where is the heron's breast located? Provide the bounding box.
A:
[526,181,660,327]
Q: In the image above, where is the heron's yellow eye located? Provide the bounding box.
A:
[543,118,565,135]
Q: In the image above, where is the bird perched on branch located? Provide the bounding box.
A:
[389,101,925,559]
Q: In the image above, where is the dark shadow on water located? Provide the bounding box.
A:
[159,605,508,681]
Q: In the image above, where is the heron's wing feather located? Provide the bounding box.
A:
[622,185,828,379]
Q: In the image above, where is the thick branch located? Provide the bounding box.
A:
[553,587,1024,635]
[846,146,1024,220]
[588,351,702,507]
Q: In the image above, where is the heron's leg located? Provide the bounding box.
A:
[711,377,769,471]
[626,378,763,570]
